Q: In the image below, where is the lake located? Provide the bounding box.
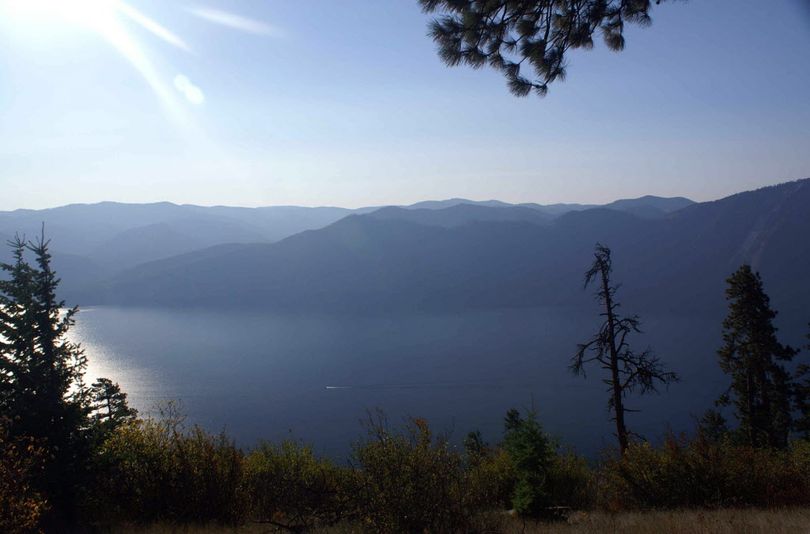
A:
[72,306,726,458]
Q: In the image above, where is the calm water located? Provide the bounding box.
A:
[72,306,725,458]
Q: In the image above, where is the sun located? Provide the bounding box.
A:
[1,0,118,32]
[0,0,201,122]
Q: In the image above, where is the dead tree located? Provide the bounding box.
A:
[571,243,678,455]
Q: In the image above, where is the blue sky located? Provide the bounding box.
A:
[0,0,808,210]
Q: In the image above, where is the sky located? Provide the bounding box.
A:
[0,0,808,210]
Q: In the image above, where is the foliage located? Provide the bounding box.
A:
[546,449,594,510]
[466,446,517,511]
[352,413,507,532]
[717,265,797,448]
[502,409,555,515]
[0,420,47,534]
[696,408,730,444]
[600,433,810,510]
[0,233,139,530]
[572,243,678,454]
[244,440,355,531]
[501,409,593,516]
[418,0,668,97]
[88,377,138,442]
[793,324,810,440]
[89,409,248,526]
[0,234,93,525]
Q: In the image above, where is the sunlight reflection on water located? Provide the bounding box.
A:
[70,308,170,417]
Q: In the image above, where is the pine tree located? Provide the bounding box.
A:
[418,0,669,97]
[0,233,90,524]
[572,243,678,455]
[0,231,134,526]
[89,377,138,439]
[502,409,555,516]
[717,265,797,449]
[794,324,810,440]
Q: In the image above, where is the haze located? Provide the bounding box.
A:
[0,0,808,211]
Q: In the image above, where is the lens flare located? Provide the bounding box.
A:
[0,0,195,125]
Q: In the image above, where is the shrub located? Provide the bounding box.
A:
[546,449,594,510]
[466,446,517,510]
[353,415,500,533]
[244,440,355,530]
[600,433,810,510]
[0,423,47,534]
[88,415,248,525]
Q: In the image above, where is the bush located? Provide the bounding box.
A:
[88,414,248,525]
[466,446,517,510]
[353,415,505,533]
[600,433,810,510]
[0,423,47,534]
[244,440,355,530]
[546,449,594,510]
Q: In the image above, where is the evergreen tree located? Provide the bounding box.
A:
[502,409,555,516]
[0,231,133,526]
[0,233,90,524]
[418,0,669,97]
[89,377,138,439]
[794,324,810,440]
[572,243,678,455]
[716,265,797,449]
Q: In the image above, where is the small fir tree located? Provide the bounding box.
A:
[502,409,555,516]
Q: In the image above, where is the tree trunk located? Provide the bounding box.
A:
[600,264,628,455]
[746,368,755,447]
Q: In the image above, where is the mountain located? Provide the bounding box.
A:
[603,195,695,219]
[367,204,553,227]
[0,195,695,284]
[0,202,363,256]
[402,195,694,219]
[407,198,514,209]
[79,180,809,340]
[0,202,361,283]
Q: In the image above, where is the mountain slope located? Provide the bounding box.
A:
[367,204,553,227]
[80,180,809,330]
[0,202,359,275]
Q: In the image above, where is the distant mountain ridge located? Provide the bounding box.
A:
[66,180,808,340]
[0,193,697,294]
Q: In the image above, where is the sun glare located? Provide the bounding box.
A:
[3,0,117,32]
[0,0,199,125]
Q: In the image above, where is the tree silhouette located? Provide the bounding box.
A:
[0,231,134,526]
[418,0,669,97]
[0,233,90,524]
[89,377,138,439]
[572,243,678,455]
[792,324,810,440]
[716,265,796,449]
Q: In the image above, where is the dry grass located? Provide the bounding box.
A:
[512,508,810,534]
[116,508,810,533]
